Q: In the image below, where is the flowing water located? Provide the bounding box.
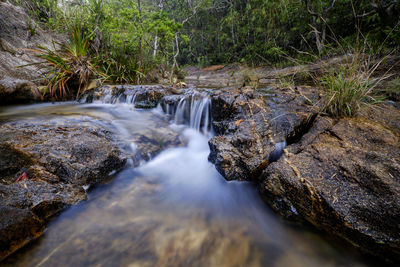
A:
[0,93,369,267]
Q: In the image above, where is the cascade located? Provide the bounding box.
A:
[161,92,212,134]
[80,86,213,134]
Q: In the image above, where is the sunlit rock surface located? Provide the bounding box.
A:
[259,105,400,262]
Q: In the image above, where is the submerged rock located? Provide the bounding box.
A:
[0,117,127,260]
[259,106,400,262]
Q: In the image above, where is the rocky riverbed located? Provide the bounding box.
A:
[82,84,400,263]
[0,115,126,260]
[0,101,184,261]
[0,83,399,264]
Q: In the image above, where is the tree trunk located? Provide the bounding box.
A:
[153,36,158,57]
[170,32,179,82]
[137,0,143,84]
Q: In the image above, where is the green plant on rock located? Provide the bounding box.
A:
[96,48,142,84]
[320,54,385,117]
[28,27,98,99]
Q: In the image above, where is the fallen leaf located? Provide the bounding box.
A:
[15,172,29,183]
[235,119,243,126]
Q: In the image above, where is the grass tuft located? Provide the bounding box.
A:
[320,54,387,117]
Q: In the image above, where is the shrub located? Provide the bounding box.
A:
[95,48,142,84]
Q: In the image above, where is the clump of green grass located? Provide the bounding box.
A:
[320,54,386,117]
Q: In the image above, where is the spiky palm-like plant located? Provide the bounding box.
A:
[28,27,97,99]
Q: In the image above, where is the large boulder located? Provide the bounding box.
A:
[0,1,63,104]
[0,117,127,260]
[207,83,400,262]
[208,86,318,181]
[259,104,400,263]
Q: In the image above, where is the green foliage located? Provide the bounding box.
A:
[320,55,384,117]
[28,27,97,99]
[96,48,142,84]
[168,0,400,66]
[13,0,400,79]
[13,0,182,85]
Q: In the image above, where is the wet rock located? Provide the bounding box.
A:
[0,77,41,104]
[132,130,183,161]
[0,206,44,261]
[208,86,318,181]
[259,109,400,262]
[0,119,126,186]
[0,143,33,184]
[207,85,400,261]
[0,117,126,260]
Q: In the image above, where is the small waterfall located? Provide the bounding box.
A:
[161,92,213,134]
[80,85,166,109]
[125,93,139,105]
[81,86,139,105]
[81,85,213,134]
[268,141,287,163]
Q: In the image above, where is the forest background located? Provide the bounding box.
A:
[10,0,400,85]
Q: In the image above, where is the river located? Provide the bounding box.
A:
[0,93,369,266]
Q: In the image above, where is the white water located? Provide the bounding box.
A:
[85,86,141,105]
[162,92,213,134]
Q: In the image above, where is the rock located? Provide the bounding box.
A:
[259,108,400,262]
[128,85,168,108]
[0,77,41,104]
[0,117,127,260]
[207,84,400,261]
[0,38,17,55]
[0,1,63,86]
[0,206,44,261]
[0,118,127,185]
[131,129,183,161]
[208,86,318,181]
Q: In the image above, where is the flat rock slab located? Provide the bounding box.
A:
[0,117,127,260]
[0,2,64,104]
[0,77,41,104]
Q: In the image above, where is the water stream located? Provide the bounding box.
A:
[0,93,369,267]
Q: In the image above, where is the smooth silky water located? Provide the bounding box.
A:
[0,98,369,267]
